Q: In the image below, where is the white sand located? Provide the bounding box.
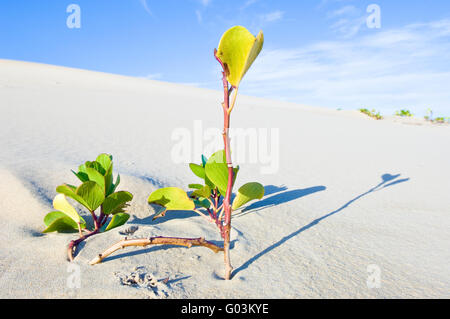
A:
[0,59,449,298]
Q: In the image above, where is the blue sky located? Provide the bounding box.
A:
[1,0,449,116]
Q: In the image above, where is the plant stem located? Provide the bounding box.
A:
[215,49,235,280]
[67,228,100,261]
[89,237,223,265]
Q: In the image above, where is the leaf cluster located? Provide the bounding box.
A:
[147,150,264,220]
[43,154,133,233]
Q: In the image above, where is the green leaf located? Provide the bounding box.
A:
[191,185,212,199]
[76,181,105,211]
[205,174,216,190]
[85,161,106,176]
[43,212,79,233]
[104,213,130,232]
[85,167,106,191]
[103,191,133,215]
[232,182,265,210]
[205,150,229,195]
[44,211,71,227]
[96,153,113,172]
[108,173,121,195]
[188,184,204,190]
[78,163,88,174]
[216,26,264,87]
[71,170,89,183]
[194,198,211,209]
[189,163,205,179]
[52,194,86,226]
[56,184,90,210]
[148,187,195,211]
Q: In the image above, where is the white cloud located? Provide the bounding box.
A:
[327,5,359,18]
[241,20,450,116]
[325,4,367,38]
[259,10,284,23]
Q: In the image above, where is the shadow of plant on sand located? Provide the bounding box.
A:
[232,173,410,277]
[233,185,326,219]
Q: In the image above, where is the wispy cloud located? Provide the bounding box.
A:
[325,4,367,38]
[139,0,153,17]
[195,10,202,23]
[241,0,259,10]
[259,10,284,23]
[199,0,212,7]
[327,5,359,18]
[242,20,450,116]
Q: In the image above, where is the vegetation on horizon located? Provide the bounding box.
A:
[424,108,449,124]
[395,109,414,117]
[359,108,383,120]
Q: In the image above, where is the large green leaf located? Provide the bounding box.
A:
[56,184,90,210]
[216,26,264,87]
[148,187,195,211]
[52,194,86,226]
[44,211,71,227]
[103,191,133,215]
[43,211,79,233]
[76,181,105,211]
[85,167,106,191]
[205,150,229,195]
[103,213,130,232]
[189,163,205,179]
[232,182,265,210]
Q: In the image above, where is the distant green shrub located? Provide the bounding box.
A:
[395,109,413,117]
[424,109,449,124]
[359,108,383,120]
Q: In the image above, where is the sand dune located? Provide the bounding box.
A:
[0,59,449,298]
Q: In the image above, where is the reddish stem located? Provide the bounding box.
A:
[67,228,100,261]
[215,49,234,280]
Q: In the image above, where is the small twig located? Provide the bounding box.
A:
[90,237,223,265]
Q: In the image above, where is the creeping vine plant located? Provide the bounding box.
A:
[43,153,133,261]
[91,26,265,280]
